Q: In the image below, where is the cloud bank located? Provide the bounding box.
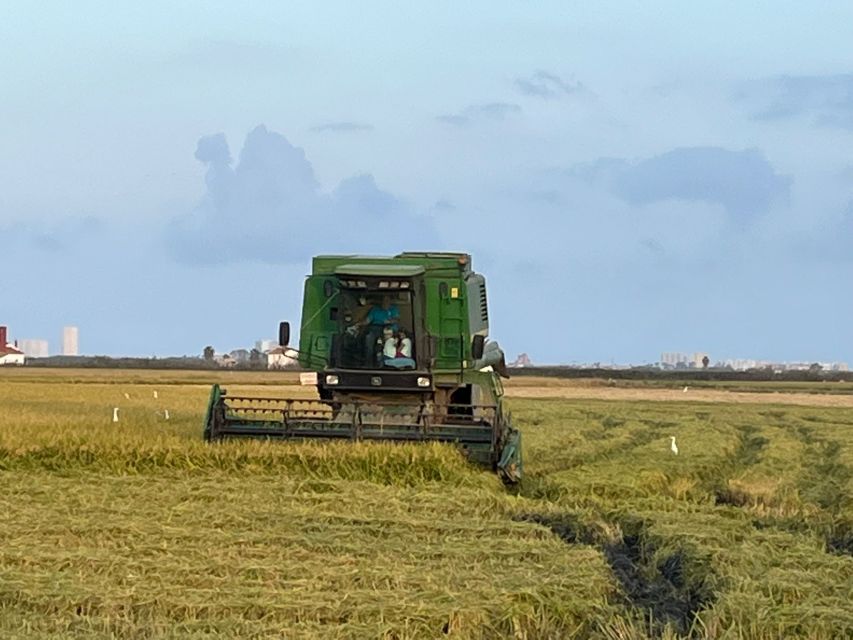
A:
[746,73,853,130]
[515,70,583,99]
[572,147,791,217]
[3,216,104,252]
[168,125,436,264]
[436,102,522,127]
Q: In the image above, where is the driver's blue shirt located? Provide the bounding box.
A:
[366,305,400,327]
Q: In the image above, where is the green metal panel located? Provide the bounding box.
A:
[298,276,338,367]
[435,278,467,368]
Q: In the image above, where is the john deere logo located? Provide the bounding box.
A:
[371,376,382,386]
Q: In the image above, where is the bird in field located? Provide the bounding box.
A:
[670,436,679,455]
[124,392,131,399]
[153,390,159,399]
[113,407,120,423]
[164,409,170,420]
[682,386,689,393]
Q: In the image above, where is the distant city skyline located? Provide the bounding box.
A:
[1,324,83,357]
[659,351,848,372]
[3,320,850,371]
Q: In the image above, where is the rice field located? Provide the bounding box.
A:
[0,369,851,639]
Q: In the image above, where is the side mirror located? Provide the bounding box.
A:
[471,334,485,360]
[279,321,290,347]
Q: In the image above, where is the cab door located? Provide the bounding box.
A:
[433,279,466,368]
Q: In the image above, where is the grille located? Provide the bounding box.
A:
[478,283,489,323]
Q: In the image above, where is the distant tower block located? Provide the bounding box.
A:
[62,326,79,356]
[19,339,49,358]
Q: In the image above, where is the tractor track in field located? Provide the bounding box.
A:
[709,420,853,558]
[710,425,770,508]
[789,426,852,557]
[516,512,715,638]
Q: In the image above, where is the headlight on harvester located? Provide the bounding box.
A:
[417,376,431,387]
[325,374,340,385]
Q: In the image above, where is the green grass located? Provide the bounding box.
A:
[0,370,851,638]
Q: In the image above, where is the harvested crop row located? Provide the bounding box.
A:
[0,472,617,639]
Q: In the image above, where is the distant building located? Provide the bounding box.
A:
[0,326,25,366]
[660,352,688,368]
[693,352,709,368]
[229,349,250,364]
[509,353,532,368]
[267,347,299,369]
[19,339,49,358]
[660,352,709,369]
[255,339,277,353]
[214,354,236,368]
[62,326,79,356]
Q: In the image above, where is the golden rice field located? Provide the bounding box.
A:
[0,369,851,639]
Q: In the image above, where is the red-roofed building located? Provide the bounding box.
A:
[0,326,26,366]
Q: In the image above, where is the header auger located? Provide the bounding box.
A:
[203,252,522,483]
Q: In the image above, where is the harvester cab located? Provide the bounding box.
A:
[204,252,522,483]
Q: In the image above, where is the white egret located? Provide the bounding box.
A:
[124,392,131,399]
[153,390,159,399]
[670,436,679,455]
[113,407,120,423]
[164,409,170,420]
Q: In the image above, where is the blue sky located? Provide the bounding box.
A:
[1,2,852,363]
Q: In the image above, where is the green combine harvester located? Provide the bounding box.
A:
[203,252,522,483]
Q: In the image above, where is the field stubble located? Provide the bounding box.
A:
[0,369,851,639]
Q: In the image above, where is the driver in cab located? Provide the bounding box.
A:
[350,295,400,364]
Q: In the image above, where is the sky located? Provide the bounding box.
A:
[1,2,852,364]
